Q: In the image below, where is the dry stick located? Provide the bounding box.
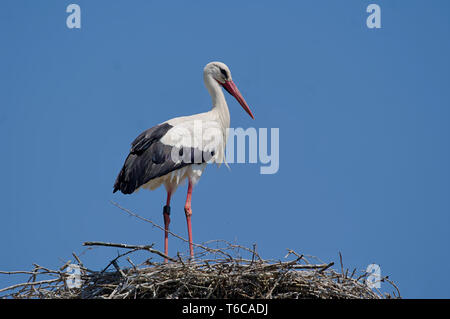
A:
[111,260,126,278]
[318,262,335,273]
[177,252,186,267]
[60,260,72,271]
[292,263,333,270]
[83,241,177,263]
[285,249,304,263]
[356,272,369,282]
[0,278,61,293]
[126,257,137,271]
[229,243,262,260]
[384,276,401,298]
[3,265,63,280]
[84,241,154,250]
[250,243,257,266]
[203,239,262,260]
[250,257,305,272]
[33,264,55,273]
[0,270,40,275]
[339,252,345,279]
[72,252,84,269]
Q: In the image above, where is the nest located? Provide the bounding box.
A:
[0,203,400,299]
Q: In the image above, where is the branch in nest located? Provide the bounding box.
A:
[83,241,177,263]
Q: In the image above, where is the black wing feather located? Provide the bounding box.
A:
[113,123,183,194]
[113,123,211,194]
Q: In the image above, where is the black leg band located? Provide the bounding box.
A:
[163,205,171,215]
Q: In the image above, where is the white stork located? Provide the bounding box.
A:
[113,62,254,260]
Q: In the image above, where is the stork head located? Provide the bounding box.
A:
[204,62,255,119]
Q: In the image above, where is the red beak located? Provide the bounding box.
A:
[221,80,255,119]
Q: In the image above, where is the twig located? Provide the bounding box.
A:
[383,276,401,298]
[0,270,39,275]
[126,257,137,271]
[339,252,344,279]
[0,278,61,293]
[318,262,335,273]
[83,241,177,263]
[72,252,84,269]
[111,260,126,278]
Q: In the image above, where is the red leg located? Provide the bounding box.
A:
[163,191,172,263]
[184,180,194,258]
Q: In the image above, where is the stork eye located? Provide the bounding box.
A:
[220,68,228,79]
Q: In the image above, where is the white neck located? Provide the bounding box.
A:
[204,73,230,129]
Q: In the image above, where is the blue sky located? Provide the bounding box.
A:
[1,0,449,298]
